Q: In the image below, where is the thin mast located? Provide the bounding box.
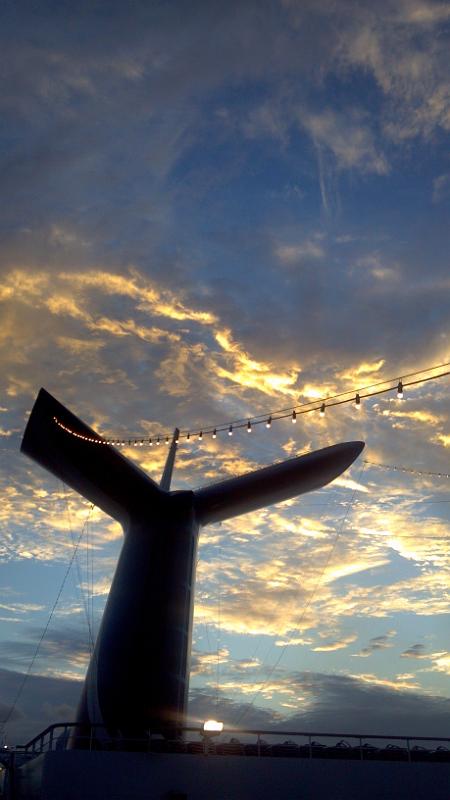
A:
[160,428,179,491]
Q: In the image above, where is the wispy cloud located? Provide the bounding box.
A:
[354,630,396,658]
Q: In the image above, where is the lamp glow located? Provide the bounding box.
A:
[212,428,217,438]
[198,431,203,441]
[266,416,272,429]
[247,420,252,433]
[228,424,233,436]
[355,393,361,410]
[203,719,223,733]
[292,409,297,423]
[320,403,325,417]
[397,380,403,399]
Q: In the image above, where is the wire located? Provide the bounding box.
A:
[216,538,222,710]
[60,483,96,654]
[363,460,450,478]
[52,360,450,444]
[0,503,94,737]
[232,462,365,728]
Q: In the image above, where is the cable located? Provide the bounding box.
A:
[60,483,96,655]
[0,503,94,737]
[363,460,450,478]
[233,462,365,727]
[53,360,450,444]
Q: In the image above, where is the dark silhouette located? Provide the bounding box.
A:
[21,388,364,742]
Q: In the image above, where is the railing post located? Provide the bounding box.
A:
[49,728,54,752]
[308,735,312,759]
[406,738,411,763]
[359,737,363,760]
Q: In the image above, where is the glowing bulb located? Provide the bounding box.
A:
[228,424,233,436]
[320,403,325,417]
[247,420,252,433]
[292,409,297,423]
[212,428,217,438]
[157,436,160,445]
[149,438,153,446]
[175,435,179,444]
[397,379,403,399]
[165,436,169,445]
[355,393,361,410]
[203,719,223,733]
[198,431,203,441]
[266,416,272,429]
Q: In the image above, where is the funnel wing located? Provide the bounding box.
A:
[194,441,364,526]
[21,388,163,524]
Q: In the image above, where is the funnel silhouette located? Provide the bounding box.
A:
[21,388,364,741]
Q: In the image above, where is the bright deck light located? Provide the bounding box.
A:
[203,719,224,733]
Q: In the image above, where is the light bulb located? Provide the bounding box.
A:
[355,393,361,410]
[320,403,325,417]
[228,424,233,436]
[266,416,272,429]
[198,431,203,441]
[292,409,297,423]
[247,420,252,433]
[397,380,403,399]
[212,428,217,438]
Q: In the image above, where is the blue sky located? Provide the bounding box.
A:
[1,0,450,743]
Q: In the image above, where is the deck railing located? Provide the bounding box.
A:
[14,723,450,764]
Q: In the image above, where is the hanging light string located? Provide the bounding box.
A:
[52,360,450,447]
[363,460,450,479]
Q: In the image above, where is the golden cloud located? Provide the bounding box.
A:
[213,328,301,398]
[311,633,358,652]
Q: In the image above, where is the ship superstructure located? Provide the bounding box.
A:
[3,388,448,798]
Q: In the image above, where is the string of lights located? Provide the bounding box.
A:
[363,460,450,479]
[52,360,450,447]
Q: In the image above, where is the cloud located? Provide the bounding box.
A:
[398,1,450,26]
[354,630,396,657]
[285,671,450,737]
[213,328,301,398]
[336,3,450,141]
[0,668,81,744]
[0,0,449,748]
[190,647,230,677]
[275,240,325,265]
[428,651,450,675]
[401,643,428,659]
[312,633,358,652]
[432,172,450,202]
[300,109,389,176]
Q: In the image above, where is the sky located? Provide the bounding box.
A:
[0,0,450,745]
